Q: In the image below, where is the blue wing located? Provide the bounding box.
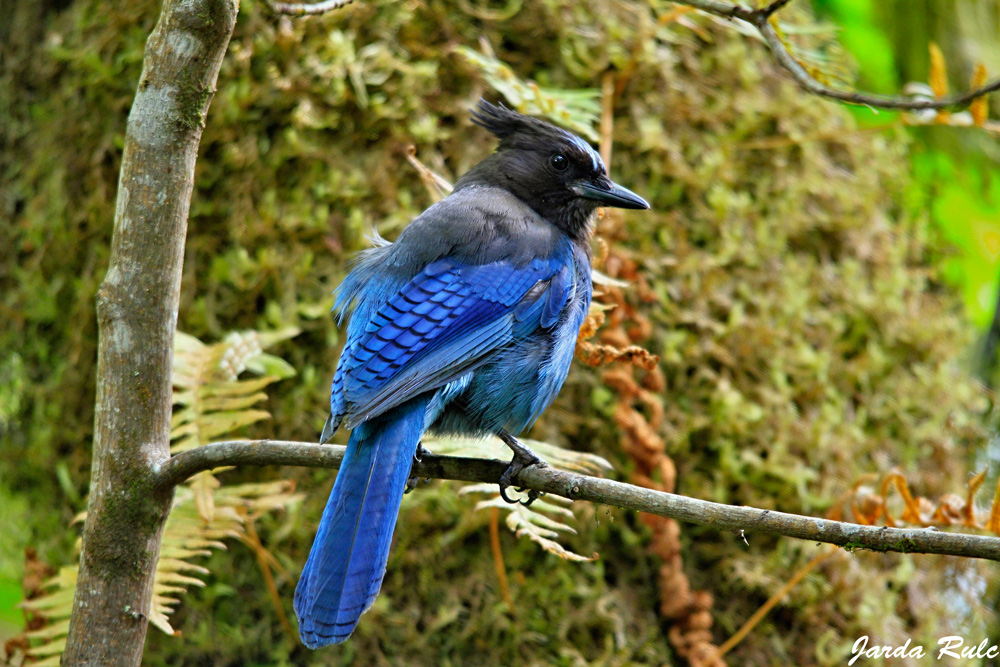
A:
[330,245,576,430]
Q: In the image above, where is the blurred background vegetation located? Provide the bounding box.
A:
[3,0,1000,664]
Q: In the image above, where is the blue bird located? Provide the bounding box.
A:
[294,100,649,648]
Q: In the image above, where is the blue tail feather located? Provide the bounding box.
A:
[294,397,429,648]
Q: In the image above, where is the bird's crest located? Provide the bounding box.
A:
[470,99,534,140]
[470,99,605,173]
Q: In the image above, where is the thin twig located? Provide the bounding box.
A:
[668,0,1000,110]
[155,440,1000,562]
[757,0,793,19]
[266,0,354,17]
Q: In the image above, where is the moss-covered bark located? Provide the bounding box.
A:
[61,0,238,663]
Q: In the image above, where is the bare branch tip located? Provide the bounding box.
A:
[683,0,999,112]
[757,0,793,19]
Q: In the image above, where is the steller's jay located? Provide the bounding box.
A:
[294,99,649,648]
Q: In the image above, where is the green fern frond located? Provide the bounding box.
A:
[171,328,298,453]
[19,567,77,618]
[431,435,609,561]
[21,329,301,662]
[22,641,66,667]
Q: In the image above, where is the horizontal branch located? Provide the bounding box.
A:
[672,0,1000,110]
[156,440,1000,562]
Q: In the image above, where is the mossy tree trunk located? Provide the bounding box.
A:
[62,0,238,663]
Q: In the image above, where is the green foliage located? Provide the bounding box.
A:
[2,0,996,663]
[909,149,1000,328]
[812,0,898,92]
[0,486,31,639]
[812,0,1000,330]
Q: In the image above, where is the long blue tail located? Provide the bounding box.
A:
[294,397,428,648]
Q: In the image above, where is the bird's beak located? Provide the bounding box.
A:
[571,178,650,210]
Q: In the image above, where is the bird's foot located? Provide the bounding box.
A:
[497,431,546,506]
[405,441,432,494]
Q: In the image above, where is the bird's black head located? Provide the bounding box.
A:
[456,99,649,239]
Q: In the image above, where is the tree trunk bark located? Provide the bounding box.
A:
[63,0,238,664]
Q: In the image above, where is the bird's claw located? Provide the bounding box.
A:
[497,431,546,506]
[406,442,432,494]
[405,475,432,494]
[414,441,432,463]
[498,477,541,506]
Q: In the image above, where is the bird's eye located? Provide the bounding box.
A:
[550,154,569,171]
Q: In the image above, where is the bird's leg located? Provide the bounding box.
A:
[405,441,433,493]
[497,430,546,506]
